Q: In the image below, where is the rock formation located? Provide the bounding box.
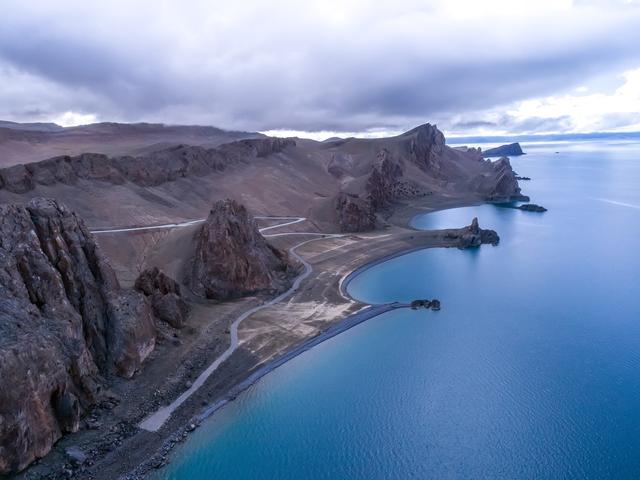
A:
[0,137,295,193]
[188,199,297,300]
[0,198,156,474]
[335,193,377,232]
[485,157,529,202]
[410,299,441,311]
[404,123,447,173]
[445,217,500,248]
[516,203,547,212]
[366,149,404,210]
[482,142,524,157]
[135,267,189,328]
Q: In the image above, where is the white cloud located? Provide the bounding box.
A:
[0,0,640,135]
[505,68,640,133]
[53,111,98,127]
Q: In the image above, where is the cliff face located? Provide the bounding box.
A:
[335,193,377,233]
[485,157,528,202]
[332,124,525,233]
[366,149,404,210]
[0,198,156,474]
[0,138,296,193]
[404,123,447,173]
[188,199,297,300]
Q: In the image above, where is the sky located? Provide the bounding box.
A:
[1,0,640,139]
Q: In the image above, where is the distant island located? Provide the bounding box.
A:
[482,142,524,157]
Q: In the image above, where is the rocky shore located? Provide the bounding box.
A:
[0,123,528,478]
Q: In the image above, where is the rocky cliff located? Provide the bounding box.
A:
[336,192,377,233]
[332,124,525,232]
[403,123,448,173]
[485,157,529,202]
[366,149,404,210]
[0,198,157,474]
[0,137,296,193]
[188,199,297,300]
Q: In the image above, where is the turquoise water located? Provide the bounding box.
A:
[154,141,640,479]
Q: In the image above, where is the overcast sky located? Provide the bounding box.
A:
[2,0,640,138]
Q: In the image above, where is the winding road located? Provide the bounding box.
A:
[139,231,345,432]
[89,215,306,235]
[90,215,350,432]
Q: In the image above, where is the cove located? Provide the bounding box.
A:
[153,141,640,479]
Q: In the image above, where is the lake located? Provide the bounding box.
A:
[154,141,640,479]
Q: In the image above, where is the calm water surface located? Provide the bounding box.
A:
[154,141,640,479]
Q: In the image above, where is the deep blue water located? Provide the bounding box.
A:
[154,141,640,479]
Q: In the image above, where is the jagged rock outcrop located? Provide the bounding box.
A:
[335,149,406,233]
[335,193,376,233]
[0,137,296,193]
[482,142,524,157]
[486,157,529,202]
[188,199,297,300]
[404,123,447,173]
[234,137,295,158]
[0,198,156,474]
[445,217,500,248]
[366,149,404,210]
[135,267,189,328]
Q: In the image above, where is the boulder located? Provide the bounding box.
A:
[135,267,189,328]
[65,446,87,465]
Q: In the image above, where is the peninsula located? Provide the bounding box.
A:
[0,122,523,478]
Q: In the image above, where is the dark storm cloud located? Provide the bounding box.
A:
[1,0,640,134]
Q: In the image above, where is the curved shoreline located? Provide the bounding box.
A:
[128,252,429,477]
[339,245,435,301]
[197,302,404,422]
[126,211,458,478]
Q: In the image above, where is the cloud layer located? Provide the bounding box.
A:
[1,0,640,136]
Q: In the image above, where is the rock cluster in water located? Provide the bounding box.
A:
[516,203,547,212]
[188,199,298,300]
[410,299,441,311]
[0,198,159,474]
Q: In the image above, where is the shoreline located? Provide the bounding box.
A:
[126,306,416,477]
[200,301,404,418]
[126,208,463,478]
[15,201,486,480]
